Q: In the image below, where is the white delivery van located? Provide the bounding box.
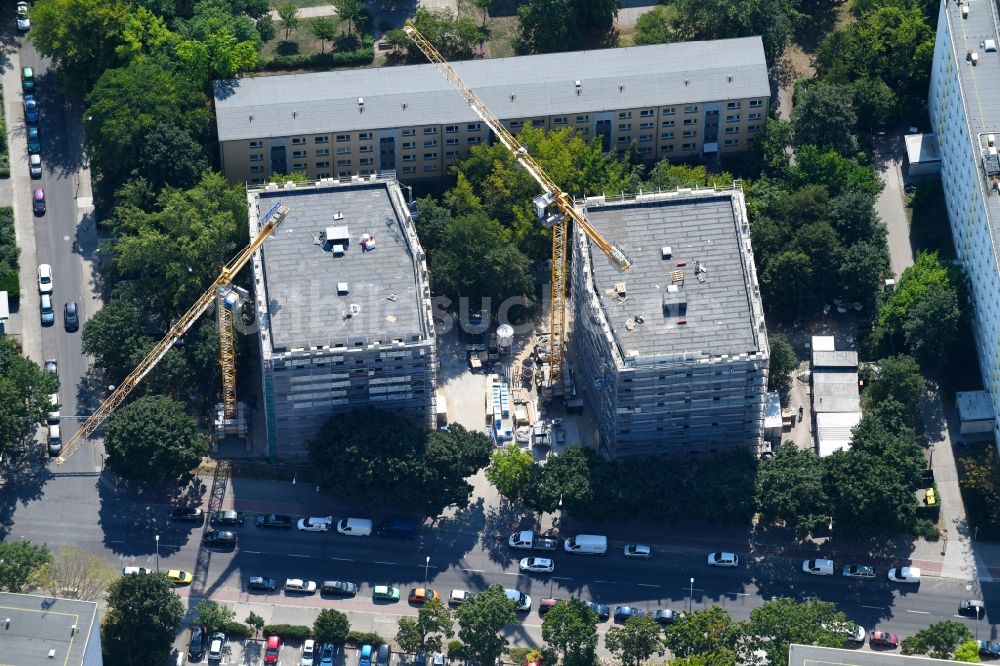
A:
[802,558,835,576]
[563,534,607,555]
[336,517,373,536]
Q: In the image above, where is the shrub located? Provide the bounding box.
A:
[260,38,374,71]
[447,640,465,659]
[346,630,385,647]
[913,517,940,541]
[223,621,253,639]
[0,268,18,295]
[263,624,312,640]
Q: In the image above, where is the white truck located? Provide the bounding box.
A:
[508,530,559,551]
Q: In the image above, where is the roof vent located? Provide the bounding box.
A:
[619,84,624,92]
[662,288,687,318]
[358,97,364,112]
[48,650,56,659]
[684,80,689,86]
[575,80,581,95]
[510,93,516,101]
[987,39,998,52]
[337,282,349,295]
[293,111,297,118]
[249,114,254,122]
[661,246,672,259]
[402,102,407,109]
[728,75,733,82]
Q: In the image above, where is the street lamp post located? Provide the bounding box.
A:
[929,444,936,469]
[688,577,694,613]
[424,556,430,587]
[154,534,160,573]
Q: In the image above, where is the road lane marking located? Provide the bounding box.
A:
[374,561,398,566]
[637,583,660,588]
[242,550,263,554]
[331,557,354,562]
[906,610,931,615]
[461,568,484,573]
[681,587,707,593]
[552,576,573,581]
[502,571,522,576]
[732,592,750,596]
[862,605,884,610]
[595,580,617,584]
[288,554,308,558]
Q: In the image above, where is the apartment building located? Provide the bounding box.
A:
[215,38,770,185]
[248,177,436,459]
[571,186,769,459]
[929,0,1000,439]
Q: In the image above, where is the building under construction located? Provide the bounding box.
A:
[248,177,436,459]
[571,186,769,459]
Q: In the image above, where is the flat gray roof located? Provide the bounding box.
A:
[0,592,99,666]
[942,0,1000,272]
[813,369,861,413]
[812,350,858,368]
[214,38,769,142]
[583,194,760,360]
[255,183,424,350]
[789,644,953,666]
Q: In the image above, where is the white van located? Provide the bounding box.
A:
[47,423,62,456]
[802,558,834,576]
[336,517,373,536]
[563,534,607,555]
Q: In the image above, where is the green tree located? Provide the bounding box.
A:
[605,614,664,666]
[955,639,982,663]
[175,29,259,82]
[314,609,351,644]
[791,81,859,155]
[903,283,961,372]
[837,239,890,310]
[194,599,237,634]
[81,300,150,385]
[310,17,339,53]
[767,334,798,397]
[389,8,480,60]
[470,0,491,27]
[277,2,300,40]
[877,251,959,346]
[309,410,490,517]
[663,607,735,658]
[0,541,52,593]
[666,0,797,65]
[852,77,897,132]
[760,250,815,319]
[396,599,454,653]
[788,145,883,197]
[739,599,849,666]
[246,611,265,638]
[863,355,926,418]
[900,621,972,659]
[456,584,517,666]
[756,446,829,535]
[634,5,676,45]
[486,444,536,503]
[333,0,365,37]
[644,161,733,191]
[103,572,184,665]
[84,57,210,198]
[104,395,208,486]
[754,119,794,176]
[0,337,58,455]
[36,545,115,601]
[542,599,599,666]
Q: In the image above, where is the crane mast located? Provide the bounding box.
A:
[55,204,290,464]
[403,24,630,386]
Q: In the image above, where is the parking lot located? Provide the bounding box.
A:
[176,640,417,666]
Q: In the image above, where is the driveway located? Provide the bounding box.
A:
[874,136,915,278]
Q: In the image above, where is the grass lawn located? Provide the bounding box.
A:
[270,0,332,9]
[264,18,362,58]
[457,0,520,58]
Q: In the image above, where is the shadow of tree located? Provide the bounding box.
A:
[0,449,54,539]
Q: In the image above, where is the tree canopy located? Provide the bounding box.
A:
[456,584,517,666]
[791,81,859,155]
[104,395,208,486]
[756,446,829,535]
[0,337,57,457]
[314,609,352,644]
[396,599,453,653]
[900,621,973,659]
[103,573,184,665]
[542,599,599,666]
[0,541,52,593]
[605,614,664,666]
[309,409,490,517]
[515,0,620,53]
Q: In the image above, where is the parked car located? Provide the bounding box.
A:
[538,598,565,614]
[39,293,54,325]
[504,588,531,612]
[32,188,45,215]
[870,631,899,648]
[202,530,237,548]
[121,566,152,575]
[248,576,278,592]
[614,606,645,622]
[170,506,204,523]
[26,125,40,154]
[376,644,390,666]
[211,510,245,526]
[623,544,652,560]
[802,559,835,576]
[16,2,30,31]
[44,358,57,376]
[62,301,79,331]
[650,609,684,625]
[29,153,41,178]
[207,632,225,662]
[37,263,53,293]
[188,625,206,661]
[256,513,293,529]
[301,639,316,666]
[978,640,1000,657]
[842,564,876,579]
[960,600,986,618]
[586,601,610,622]
[707,551,739,567]
[166,570,194,586]
[284,578,317,594]
[519,557,555,574]
[887,566,921,584]
[449,589,473,605]
[297,516,333,532]
[358,644,373,666]
[373,584,400,601]
[47,394,59,423]
[409,588,440,604]
[319,642,336,666]
[21,66,34,92]
[321,580,358,596]
[264,635,282,665]
[23,95,38,123]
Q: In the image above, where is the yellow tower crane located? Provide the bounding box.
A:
[403,24,631,388]
[55,203,290,464]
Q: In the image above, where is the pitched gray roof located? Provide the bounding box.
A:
[215,38,769,142]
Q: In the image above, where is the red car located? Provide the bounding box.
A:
[870,631,899,648]
[264,635,282,664]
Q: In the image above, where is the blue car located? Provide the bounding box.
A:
[359,644,373,666]
[23,95,38,124]
[614,606,646,622]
